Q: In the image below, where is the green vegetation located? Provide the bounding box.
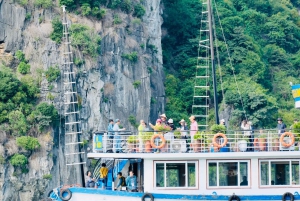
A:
[211,124,226,134]
[0,156,5,164]
[10,153,28,167]
[34,0,52,8]
[8,110,28,136]
[16,0,28,6]
[133,80,141,89]
[17,62,30,74]
[45,66,60,82]
[16,136,40,150]
[133,4,145,18]
[70,24,101,57]
[132,18,141,25]
[15,50,26,62]
[91,8,106,20]
[113,15,122,24]
[43,174,52,180]
[25,13,31,20]
[128,115,138,128]
[147,44,158,53]
[163,0,300,129]
[50,18,63,44]
[121,51,138,62]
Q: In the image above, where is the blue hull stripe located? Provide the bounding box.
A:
[70,188,299,200]
[292,84,300,90]
[294,97,300,101]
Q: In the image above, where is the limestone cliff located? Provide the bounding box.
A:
[0,0,164,200]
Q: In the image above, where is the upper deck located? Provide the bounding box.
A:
[87,129,299,159]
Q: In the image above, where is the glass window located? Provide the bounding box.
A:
[260,160,300,186]
[155,161,197,188]
[208,161,249,187]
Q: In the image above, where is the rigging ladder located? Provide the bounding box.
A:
[192,0,211,129]
[62,6,86,166]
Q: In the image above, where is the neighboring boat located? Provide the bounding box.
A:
[48,1,299,201]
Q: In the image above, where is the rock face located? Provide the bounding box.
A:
[0,0,165,200]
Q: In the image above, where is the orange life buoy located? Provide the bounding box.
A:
[280,132,295,148]
[213,133,228,148]
[150,134,166,149]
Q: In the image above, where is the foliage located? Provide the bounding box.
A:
[70,24,101,57]
[43,174,52,180]
[162,0,300,129]
[174,130,181,138]
[128,115,138,128]
[10,154,28,167]
[121,51,138,62]
[50,17,63,44]
[35,102,58,123]
[15,50,26,62]
[0,69,21,102]
[91,7,106,19]
[152,125,171,132]
[193,131,206,140]
[45,66,60,82]
[113,14,122,24]
[25,13,31,20]
[34,0,52,8]
[16,136,40,150]
[8,110,28,136]
[16,0,28,6]
[127,135,138,143]
[132,81,141,89]
[210,124,226,134]
[17,62,30,74]
[120,0,132,13]
[81,3,92,16]
[292,122,300,138]
[132,18,141,25]
[133,4,145,18]
[0,156,5,164]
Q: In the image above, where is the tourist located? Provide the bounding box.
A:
[240,176,248,186]
[115,172,126,191]
[113,119,126,153]
[159,114,168,126]
[99,163,108,189]
[126,170,138,192]
[149,119,162,152]
[168,119,175,130]
[107,119,114,139]
[241,120,253,151]
[85,171,95,188]
[179,119,188,139]
[138,120,146,152]
[220,119,226,127]
[189,115,198,152]
[277,118,286,136]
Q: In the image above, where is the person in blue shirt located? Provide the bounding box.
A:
[108,119,114,139]
[126,170,138,192]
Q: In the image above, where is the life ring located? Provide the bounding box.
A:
[228,194,240,201]
[282,192,294,201]
[141,193,154,201]
[213,133,228,148]
[280,132,295,148]
[59,188,72,201]
[47,189,53,198]
[150,134,166,149]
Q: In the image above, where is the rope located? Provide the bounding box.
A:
[211,2,226,117]
[213,0,248,121]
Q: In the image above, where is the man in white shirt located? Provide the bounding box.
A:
[113,119,126,153]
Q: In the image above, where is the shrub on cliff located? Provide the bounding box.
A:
[45,66,60,83]
[122,52,138,62]
[16,136,40,150]
[8,110,28,136]
[70,24,101,57]
[34,0,52,8]
[50,17,63,44]
[10,153,28,167]
[133,4,145,18]
[17,62,30,74]
[35,102,58,123]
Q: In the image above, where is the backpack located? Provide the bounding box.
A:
[121,176,126,187]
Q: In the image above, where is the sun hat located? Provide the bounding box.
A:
[189,115,195,120]
[220,119,225,122]
[179,119,185,123]
[115,119,120,122]
[159,114,167,118]
[168,119,173,123]
[277,118,283,121]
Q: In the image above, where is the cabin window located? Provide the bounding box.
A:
[260,160,300,186]
[207,160,249,187]
[154,161,197,188]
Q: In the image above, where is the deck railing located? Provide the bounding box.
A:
[92,130,299,153]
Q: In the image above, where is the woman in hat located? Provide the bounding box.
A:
[179,119,188,139]
[189,115,198,152]
[159,114,168,126]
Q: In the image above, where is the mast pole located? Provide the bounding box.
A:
[207,0,219,124]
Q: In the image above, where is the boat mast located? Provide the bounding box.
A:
[207,0,219,124]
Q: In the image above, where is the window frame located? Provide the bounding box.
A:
[206,160,251,189]
[153,160,199,190]
[259,159,300,188]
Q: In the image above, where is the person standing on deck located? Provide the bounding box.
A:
[277,118,286,137]
[159,114,168,126]
[126,170,138,192]
[189,115,198,152]
[99,163,108,189]
[107,119,114,139]
[138,120,146,152]
[179,119,188,139]
[113,119,126,153]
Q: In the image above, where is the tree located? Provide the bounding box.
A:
[8,110,28,136]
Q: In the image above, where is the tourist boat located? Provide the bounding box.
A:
[48,0,299,201]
